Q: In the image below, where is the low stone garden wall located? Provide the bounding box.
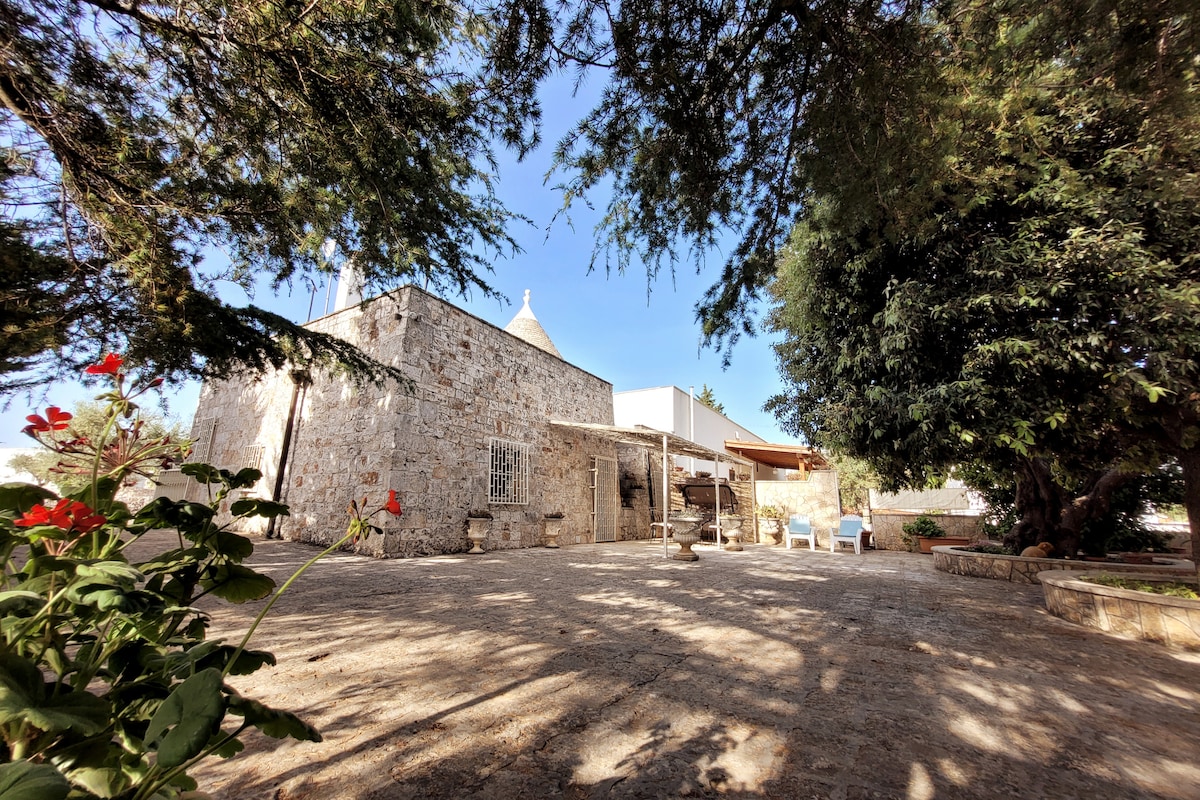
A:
[871,511,983,551]
[1038,570,1200,649]
[933,545,1195,584]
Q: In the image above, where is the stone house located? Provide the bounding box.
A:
[187,285,623,556]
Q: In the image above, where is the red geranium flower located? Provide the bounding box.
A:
[24,406,72,434]
[385,490,403,516]
[15,499,73,529]
[15,498,106,533]
[85,353,124,375]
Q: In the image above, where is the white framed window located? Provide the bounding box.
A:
[488,437,529,505]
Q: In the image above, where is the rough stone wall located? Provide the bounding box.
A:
[729,481,755,539]
[191,286,615,555]
[753,474,842,544]
[872,512,983,552]
[617,446,653,541]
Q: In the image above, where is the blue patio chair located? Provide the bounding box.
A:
[829,515,865,554]
[785,515,816,550]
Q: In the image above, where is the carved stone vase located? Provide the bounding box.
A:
[543,517,563,548]
[466,517,490,554]
[721,515,745,551]
[669,512,704,562]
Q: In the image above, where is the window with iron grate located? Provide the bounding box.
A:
[488,437,529,505]
[240,445,265,474]
[190,418,216,462]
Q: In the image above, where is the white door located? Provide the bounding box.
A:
[591,456,618,542]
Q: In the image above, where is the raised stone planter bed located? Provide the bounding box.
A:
[932,545,1195,584]
[1038,570,1200,649]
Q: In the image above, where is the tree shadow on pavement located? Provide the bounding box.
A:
[182,540,1200,799]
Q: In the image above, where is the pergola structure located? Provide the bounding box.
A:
[549,421,758,557]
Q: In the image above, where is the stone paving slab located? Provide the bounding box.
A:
[168,536,1200,799]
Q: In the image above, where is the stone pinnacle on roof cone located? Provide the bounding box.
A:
[504,289,561,358]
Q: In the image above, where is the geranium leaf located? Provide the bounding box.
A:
[229,498,289,519]
[202,564,275,603]
[0,483,57,515]
[0,591,43,616]
[229,468,263,490]
[227,694,320,742]
[180,463,222,484]
[146,669,225,769]
[0,761,70,800]
[0,655,110,737]
[207,530,254,561]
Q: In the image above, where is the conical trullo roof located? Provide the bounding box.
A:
[504,289,561,358]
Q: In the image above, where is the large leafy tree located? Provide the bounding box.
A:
[765,0,1200,559]
[489,0,932,355]
[0,0,539,390]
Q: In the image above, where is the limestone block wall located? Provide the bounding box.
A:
[1039,570,1200,649]
[191,286,615,556]
[611,448,759,542]
[872,511,983,551]
[754,474,842,545]
[189,365,298,535]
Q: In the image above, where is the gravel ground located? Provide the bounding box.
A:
[151,534,1200,799]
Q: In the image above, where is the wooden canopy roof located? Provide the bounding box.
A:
[722,440,829,474]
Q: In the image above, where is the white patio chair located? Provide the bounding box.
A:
[829,515,864,554]
[785,515,816,550]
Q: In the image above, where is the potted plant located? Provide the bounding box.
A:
[901,514,969,553]
[756,504,786,545]
[466,509,492,553]
[543,511,564,548]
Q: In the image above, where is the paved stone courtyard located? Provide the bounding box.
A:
[180,536,1200,799]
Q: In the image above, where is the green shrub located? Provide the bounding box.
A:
[755,504,785,520]
[1084,575,1199,600]
[900,515,946,551]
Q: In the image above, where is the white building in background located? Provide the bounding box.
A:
[613,386,784,481]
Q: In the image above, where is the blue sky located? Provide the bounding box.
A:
[1,75,802,449]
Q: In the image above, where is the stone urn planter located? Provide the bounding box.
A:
[757,517,783,545]
[756,505,785,545]
[466,512,491,554]
[720,515,745,551]
[669,511,704,562]
[543,513,564,548]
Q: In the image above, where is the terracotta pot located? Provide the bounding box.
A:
[917,536,970,554]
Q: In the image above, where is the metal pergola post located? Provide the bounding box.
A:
[714,457,722,549]
[662,433,670,559]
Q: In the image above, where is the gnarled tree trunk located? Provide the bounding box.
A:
[1179,449,1200,576]
[1004,457,1136,556]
